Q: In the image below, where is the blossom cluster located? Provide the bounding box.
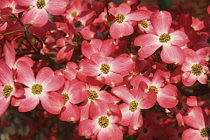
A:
[0,0,210,139]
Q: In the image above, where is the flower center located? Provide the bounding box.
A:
[200,127,210,137]
[3,85,13,98]
[36,0,45,9]
[98,116,109,128]
[32,84,43,94]
[74,21,82,28]
[159,33,171,43]
[100,63,110,74]
[116,13,125,23]
[71,11,77,17]
[139,20,148,28]
[148,86,158,93]
[191,64,203,76]
[176,102,183,110]
[62,93,70,101]
[88,90,98,100]
[129,101,138,112]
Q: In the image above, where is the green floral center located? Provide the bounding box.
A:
[176,102,183,110]
[116,13,125,23]
[71,11,77,17]
[98,116,109,128]
[100,63,110,74]
[63,93,70,101]
[32,84,43,94]
[191,64,203,76]
[88,90,98,100]
[129,101,138,112]
[36,0,45,9]
[140,20,148,28]
[200,127,210,137]
[74,21,82,28]
[159,33,171,43]
[148,86,158,93]
[3,85,13,98]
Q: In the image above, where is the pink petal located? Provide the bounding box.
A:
[130,109,143,130]
[109,3,131,16]
[157,85,179,108]
[109,22,134,39]
[14,0,36,6]
[100,39,116,57]
[22,7,48,27]
[104,72,123,87]
[43,75,64,92]
[110,54,134,74]
[98,124,123,140]
[80,100,91,121]
[16,61,35,87]
[126,10,150,21]
[183,107,206,130]
[36,67,54,84]
[182,72,197,86]
[18,88,39,112]
[170,30,189,46]
[161,45,186,64]
[79,59,99,76]
[3,41,15,69]
[40,92,65,114]
[182,128,204,140]
[81,39,102,59]
[56,45,74,63]
[118,103,132,126]
[134,34,161,59]
[0,61,13,85]
[112,85,134,103]
[89,99,108,119]
[151,10,172,35]
[0,95,10,117]
[45,0,68,15]
[197,73,208,84]
[78,119,100,138]
[60,102,80,122]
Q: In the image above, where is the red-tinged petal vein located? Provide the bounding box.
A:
[0,61,13,85]
[104,72,123,87]
[151,10,172,35]
[3,41,15,69]
[118,103,132,126]
[40,92,65,115]
[69,81,88,104]
[80,100,91,121]
[14,0,36,6]
[137,88,157,109]
[100,39,115,57]
[109,22,134,39]
[161,44,185,65]
[18,88,39,112]
[16,61,35,87]
[110,54,134,74]
[157,85,179,108]
[197,73,207,84]
[78,119,100,138]
[90,53,113,66]
[0,95,10,117]
[22,7,48,27]
[98,124,123,140]
[89,100,108,119]
[36,67,54,84]
[183,107,206,130]
[79,59,99,76]
[43,75,64,92]
[134,34,161,59]
[60,102,80,122]
[182,72,197,87]
[81,39,101,59]
[125,10,150,21]
[182,128,204,140]
[112,85,134,103]
[130,109,143,130]
[170,30,189,47]
[45,0,68,15]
